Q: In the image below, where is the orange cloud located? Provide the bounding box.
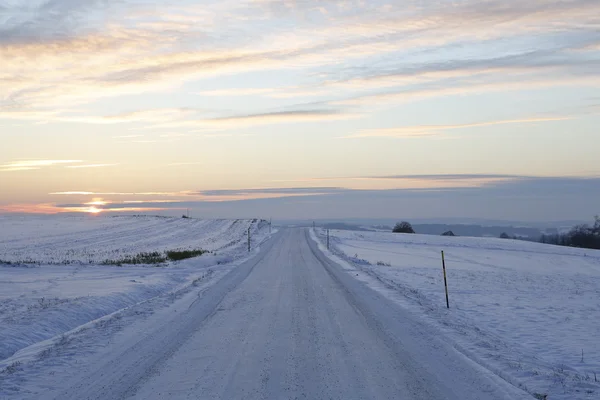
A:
[0,203,169,215]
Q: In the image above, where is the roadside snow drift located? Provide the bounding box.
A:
[314,228,600,400]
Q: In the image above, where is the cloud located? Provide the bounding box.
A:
[65,163,118,169]
[1,0,598,126]
[333,76,600,108]
[0,0,113,45]
[0,203,167,214]
[50,191,195,197]
[54,108,200,124]
[346,116,573,138]
[0,159,82,172]
[309,0,600,44]
[13,176,597,220]
[199,187,345,196]
[205,110,356,126]
[325,50,600,91]
[196,88,277,97]
[195,86,328,99]
[142,109,356,130]
[166,162,204,167]
[369,174,530,181]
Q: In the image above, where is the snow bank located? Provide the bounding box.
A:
[313,229,600,400]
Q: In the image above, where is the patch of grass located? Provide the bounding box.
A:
[103,248,208,265]
[166,249,208,261]
[103,251,167,266]
[3,361,22,375]
[376,261,392,267]
[0,259,40,266]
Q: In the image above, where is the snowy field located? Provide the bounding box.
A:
[314,229,600,400]
[0,215,262,265]
[0,216,270,370]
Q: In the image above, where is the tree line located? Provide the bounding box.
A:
[540,216,600,250]
[393,217,600,251]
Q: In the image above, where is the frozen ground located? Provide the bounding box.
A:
[313,228,600,399]
[0,229,530,400]
[0,216,270,368]
[0,215,261,265]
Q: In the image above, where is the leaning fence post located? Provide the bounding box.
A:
[441,251,450,309]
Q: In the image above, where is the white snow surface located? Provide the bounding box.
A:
[0,215,261,265]
[0,216,270,367]
[1,228,531,399]
[314,228,600,399]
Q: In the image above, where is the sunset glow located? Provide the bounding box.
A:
[1,0,599,220]
[86,199,108,207]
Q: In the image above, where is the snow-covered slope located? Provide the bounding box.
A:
[0,215,263,264]
[0,216,270,365]
[313,229,600,400]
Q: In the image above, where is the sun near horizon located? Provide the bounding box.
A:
[1,0,599,222]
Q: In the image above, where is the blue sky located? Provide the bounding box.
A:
[1,0,599,220]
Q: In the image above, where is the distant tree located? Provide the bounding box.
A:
[182,215,189,219]
[499,232,511,239]
[393,221,415,234]
[442,230,455,236]
[569,224,599,249]
[539,215,600,250]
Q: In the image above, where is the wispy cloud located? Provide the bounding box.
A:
[199,187,344,196]
[66,164,118,169]
[196,88,277,97]
[50,191,195,197]
[1,0,598,219]
[332,76,600,108]
[205,110,356,126]
[196,86,329,99]
[53,108,200,124]
[0,0,596,139]
[369,174,531,181]
[6,176,599,219]
[346,116,573,138]
[144,109,357,130]
[166,162,204,167]
[0,160,82,172]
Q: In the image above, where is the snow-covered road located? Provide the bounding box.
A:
[49,229,528,400]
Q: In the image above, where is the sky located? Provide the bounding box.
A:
[1,0,599,222]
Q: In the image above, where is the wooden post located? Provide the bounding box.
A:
[327,229,330,249]
[248,227,251,252]
[441,251,450,309]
